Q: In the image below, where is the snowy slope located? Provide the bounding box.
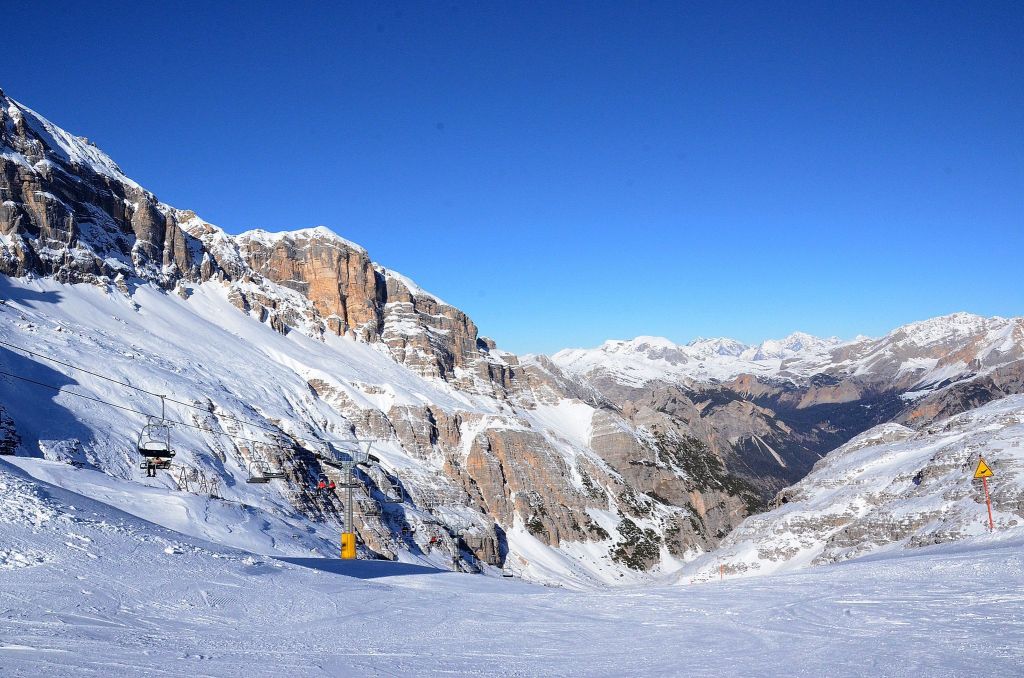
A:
[0,277,487,569]
[0,276,703,587]
[676,395,1024,582]
[1,458,1022,677]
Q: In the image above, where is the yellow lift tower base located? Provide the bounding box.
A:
[341,532,357,559]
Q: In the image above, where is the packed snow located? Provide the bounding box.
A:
[1,458,1022,676]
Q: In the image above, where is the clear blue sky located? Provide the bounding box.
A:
[5,1,1022,354]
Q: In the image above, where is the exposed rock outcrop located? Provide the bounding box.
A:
[0,95,201,285]
[0,404,19,455]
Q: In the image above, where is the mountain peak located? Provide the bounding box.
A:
[738,332,838,361]
[626,336,679,349]
[1,89,141,190]
[686,336,749,357]
[236,226,368,254]
[887,312,1014,347]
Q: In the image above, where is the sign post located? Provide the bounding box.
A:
[973,458,995,531]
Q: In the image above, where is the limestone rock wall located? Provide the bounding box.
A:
[0,97,201,285]
[237,230,383,338]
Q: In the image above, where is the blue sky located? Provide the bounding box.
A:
[5,1,1022,354]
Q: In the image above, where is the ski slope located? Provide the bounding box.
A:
[0,276,497,566]
[2,457,1022,677]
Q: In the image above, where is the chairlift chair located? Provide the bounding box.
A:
[355,497,382,516]
[378,476,405,504]
[137,397,175,475]
[246,460,271,484]
[140,458,173,470]
[262,466,287,480]
[137,416,174,459]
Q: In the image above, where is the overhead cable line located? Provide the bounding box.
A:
[0,368,154,418]
[0,338,299,437]
[0,366,318,449]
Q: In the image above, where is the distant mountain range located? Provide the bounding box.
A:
[554,313,1023,388]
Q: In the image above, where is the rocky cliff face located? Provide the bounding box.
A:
[0,88,760,584]
[0,89,201,285]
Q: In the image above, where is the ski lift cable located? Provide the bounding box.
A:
[0,367,300,448]
[0,364,383,458]
[0,368,155,418]
[0,338,291,437]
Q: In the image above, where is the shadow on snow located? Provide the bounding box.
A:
[275,557,448,579]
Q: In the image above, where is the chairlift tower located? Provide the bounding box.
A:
[318,439,376,559]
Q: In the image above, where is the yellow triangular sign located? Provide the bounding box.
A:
[974,458,994,479]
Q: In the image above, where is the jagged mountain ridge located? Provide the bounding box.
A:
[552,313,1024,498]
[554,313,1023,388]
[0,87,766,584]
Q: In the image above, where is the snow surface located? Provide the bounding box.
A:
[1,457,1021,677]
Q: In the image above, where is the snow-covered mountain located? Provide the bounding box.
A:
[2,85,1022,592]
[0,87,771,586]
[553,314,1024,389]
[676,394,1024,582]
[552,332,844,385]
[552,314,1024,498]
